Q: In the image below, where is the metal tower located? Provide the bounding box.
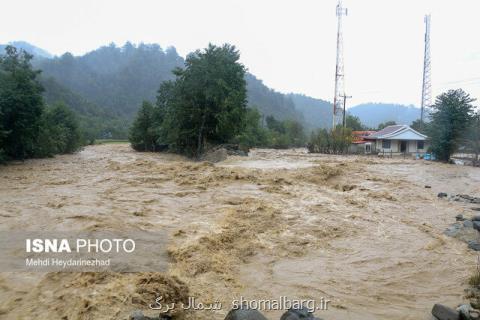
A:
[421,14,432,122]
[333,0,348,129]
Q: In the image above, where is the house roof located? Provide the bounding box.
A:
[366,125,428,141]
[351,131,376,144]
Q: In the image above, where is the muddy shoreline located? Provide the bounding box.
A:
[0,144,479,320]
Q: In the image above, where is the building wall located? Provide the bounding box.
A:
[376,139,399,152]
[375,139,429,154]
[349,143,373,154]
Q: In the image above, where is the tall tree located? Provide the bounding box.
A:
[159,44,247,157]
[0,46,44,159]
[129,101,159,151]
[345,114,365,131]
[428,89,475,161]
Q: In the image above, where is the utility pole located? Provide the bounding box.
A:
[420,14,432,122]
[341,94,352,128]
[333,0,348,129]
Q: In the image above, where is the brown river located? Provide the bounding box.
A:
[0,143,479,320]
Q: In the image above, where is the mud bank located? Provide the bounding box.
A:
[0,144,478,320]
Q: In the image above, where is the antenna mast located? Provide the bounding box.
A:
[333,0,348,129]
[421,14,432,122]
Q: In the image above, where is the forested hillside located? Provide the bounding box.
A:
[288,94,332,130]
[246,74,303,122]
[35,43,310,124]
[41,77,128,140]
[3,41,334,138]
[35,43,183,118]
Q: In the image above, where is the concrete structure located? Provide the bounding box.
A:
[366,125,429,155]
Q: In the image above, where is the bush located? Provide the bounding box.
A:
[231,108,270,149]
[308,127,353,154]
[34,103,81,157]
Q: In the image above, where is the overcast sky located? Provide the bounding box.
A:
[1,0,479,107]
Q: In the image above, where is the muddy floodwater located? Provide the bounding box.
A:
[0,143,479,320]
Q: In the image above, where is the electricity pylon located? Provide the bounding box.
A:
[333,0,348,129]
[421,14,432,122]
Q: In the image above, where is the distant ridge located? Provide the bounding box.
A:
[0,41,53,59]
[348,103,421,128]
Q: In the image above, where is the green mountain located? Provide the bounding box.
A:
[288,94,332,131]
[3,41,335,138]
[246,74,303,122]
[40,77,128,139]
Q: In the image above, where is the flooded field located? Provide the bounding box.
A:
[0,143,479,320]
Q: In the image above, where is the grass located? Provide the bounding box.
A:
[469,266,480,287]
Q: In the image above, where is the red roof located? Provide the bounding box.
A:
[352,131,376,144]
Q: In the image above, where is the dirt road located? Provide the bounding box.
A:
[0,143,479,320]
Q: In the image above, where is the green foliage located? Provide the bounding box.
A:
[377,120,397,130]
[308,127,353,154]
[155,44,247,157]
[246,74,304,124]
[288,93,331,130]
[232,108,270,148]
[0,46,44,160]
[129,101,161,151]
[0,109,6,163]
[345,114,365,131]
[0,46,83,162]
[41,76,128,141]
[35,43,312,136]
[465,112,480,165]
[410,119,428,134]
[263,115,306,148]
[428,89,475,161]
[36,43,184,119]
[34,103,81,157]
[283,120,306,147]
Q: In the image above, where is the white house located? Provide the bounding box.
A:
[366,125,429,155]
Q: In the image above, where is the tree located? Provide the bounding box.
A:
[266,115,285,134]
[411,119,428,134]
[308,127,353,154]
[377,120,397,130]
[0,108,6,163]
[345,114,365,131]
[263,115,305,148]
[465,112,480,165]
[129,101,159,151]
[0,46,44,159]
[232,108,269,148]
[157,44,247,157]
[428,89,475,161]
[283,120,306,147]
[35,103,81,157]
[47,103,81,153]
